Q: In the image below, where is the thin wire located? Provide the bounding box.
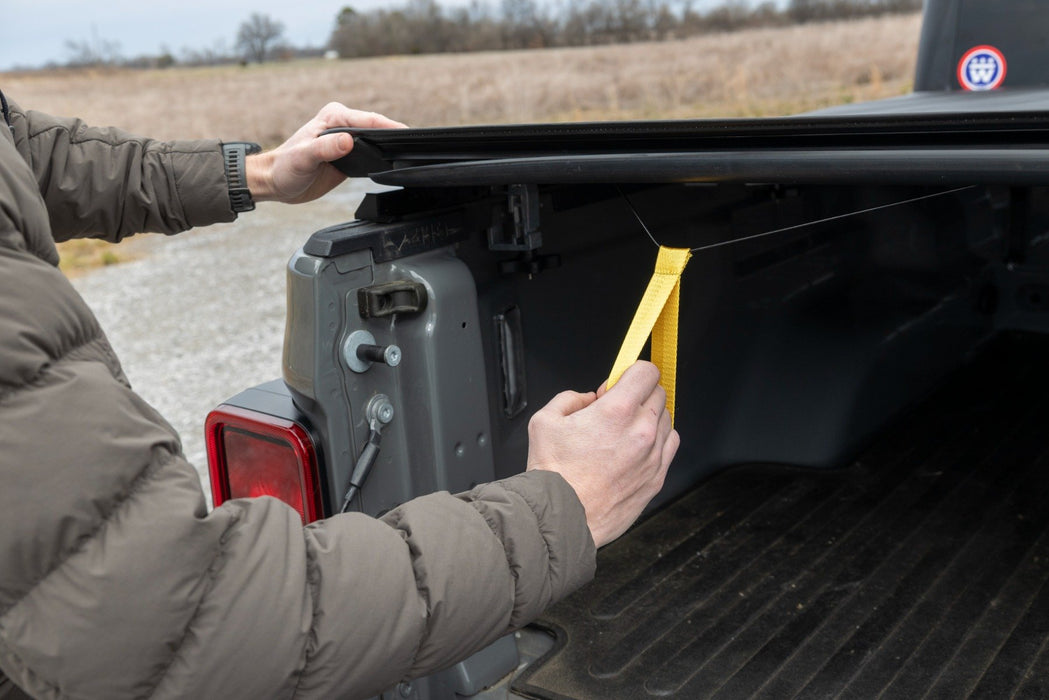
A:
[619,185,978,253]
[617,185,662,249]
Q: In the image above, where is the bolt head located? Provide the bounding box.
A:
[384,345,402,367]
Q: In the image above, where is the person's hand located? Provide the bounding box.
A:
[245,102,406,205]
[526,361,680,548]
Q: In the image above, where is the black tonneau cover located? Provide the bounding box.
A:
[331,90,1049,187]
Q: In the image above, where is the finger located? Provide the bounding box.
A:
[640,407,673,470]
[322,103,408,129]
[542,390,598,417]
[655,406,672,446]
[640,382,667,420]
[595,380,609,398]
[661,429,681,472]
[605,361,661,404]
[356,111,408,129]
[311,132,355,163]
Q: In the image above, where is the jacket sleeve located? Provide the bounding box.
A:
[0,242,596,699]
[9,101,235,243]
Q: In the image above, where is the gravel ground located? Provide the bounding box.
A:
[71,180,377,502]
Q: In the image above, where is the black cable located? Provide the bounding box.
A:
[340,425,384,513]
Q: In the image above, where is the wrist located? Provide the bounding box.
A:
[245,151,278,202]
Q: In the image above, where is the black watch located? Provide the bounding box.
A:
[221,141,262,213]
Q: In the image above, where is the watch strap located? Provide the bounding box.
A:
[222,141,262,213]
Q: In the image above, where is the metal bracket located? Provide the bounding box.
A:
[488,184,543,252]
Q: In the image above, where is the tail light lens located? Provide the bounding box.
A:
[205,405,322,525]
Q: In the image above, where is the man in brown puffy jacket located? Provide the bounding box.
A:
[0,95,679,700]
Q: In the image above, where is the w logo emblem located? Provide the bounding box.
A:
[958,46,1007,91]
[967,57,999,85]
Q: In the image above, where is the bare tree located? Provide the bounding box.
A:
[181,38,235,67]
[236,13,286,63]
[64,25,122,67]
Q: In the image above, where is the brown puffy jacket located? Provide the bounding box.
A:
[0,97,596,700]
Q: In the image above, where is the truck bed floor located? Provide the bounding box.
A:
[515,333,1049,699]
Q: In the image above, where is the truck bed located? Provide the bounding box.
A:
[515,332,1049,699]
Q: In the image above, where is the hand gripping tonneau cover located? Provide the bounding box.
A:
[330,90,1049,187]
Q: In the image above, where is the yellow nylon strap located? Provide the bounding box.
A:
[607,246,692,424]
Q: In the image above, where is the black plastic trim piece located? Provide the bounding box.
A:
[354,186,493,223]
[303,211,469,261]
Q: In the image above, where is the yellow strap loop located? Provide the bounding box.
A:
[606,246,692,424]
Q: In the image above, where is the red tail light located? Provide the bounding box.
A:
[205,405,322,525]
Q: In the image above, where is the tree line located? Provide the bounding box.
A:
[61,13,308,69]
[59,0,922,69]
[329,0,922,58]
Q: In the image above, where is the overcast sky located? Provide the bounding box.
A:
[1,0,359,69]
[1,0,735,71]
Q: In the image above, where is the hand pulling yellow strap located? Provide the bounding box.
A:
[606,246,692,424]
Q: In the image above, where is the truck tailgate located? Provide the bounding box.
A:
[515,332,1049,699]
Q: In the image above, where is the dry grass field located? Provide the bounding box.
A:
[5,13,920,138]
[1,12,922,268]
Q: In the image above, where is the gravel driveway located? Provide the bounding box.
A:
[71,180,376,502]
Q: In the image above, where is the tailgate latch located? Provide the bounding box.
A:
[357,280,428,319]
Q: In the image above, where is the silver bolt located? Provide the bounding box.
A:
[383,344,402,367]
[366,394,395,425]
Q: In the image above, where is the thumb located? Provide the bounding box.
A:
[312,132,354,163]
[543,390,598,417]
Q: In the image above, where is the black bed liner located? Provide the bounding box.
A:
[514,332,1049,699]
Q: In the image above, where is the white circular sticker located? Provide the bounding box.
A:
[957,45,1007,91]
